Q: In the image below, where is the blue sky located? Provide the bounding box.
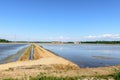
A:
[0,0,120,41]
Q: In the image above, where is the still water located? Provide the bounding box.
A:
[0,44,29,64]
[40,44,120,68]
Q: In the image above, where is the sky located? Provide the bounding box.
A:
[0,0,120,41]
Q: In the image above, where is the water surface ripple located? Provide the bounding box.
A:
[0,44,29,64]
[40,44,120,68]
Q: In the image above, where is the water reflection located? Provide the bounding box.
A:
[40,44,120,68]
[0,44,29,64]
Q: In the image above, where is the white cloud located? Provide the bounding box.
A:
[1,33,120,41]
[84,35,97,38]
[56,36,71,41]
[41,36,71,41]
[84,34,120,41]
[101,34,120,38]
[59,36,64,40]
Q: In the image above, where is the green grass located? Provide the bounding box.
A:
[2,69,120,80]
[29,75,79,80]
[3,78,18,80]
[112,69,120,80]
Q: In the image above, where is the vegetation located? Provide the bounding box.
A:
[19,46,32,61]
[30,75,79,80]
[81,41,120,44]
[1,40,120,44]
[29,72,120,80]
[2,69,120,80]
[0,39,9,43]
[112,69,120,80]
[37,41,120,44]
[3,78,17,80]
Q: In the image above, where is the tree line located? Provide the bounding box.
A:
[81,41,120,44]
[0,39,9,42]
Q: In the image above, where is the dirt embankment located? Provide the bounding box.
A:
[17,44,79,69]
[0,44,120,79]
[0,44,79,78]
[19,45,32,61]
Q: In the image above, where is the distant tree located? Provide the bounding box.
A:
[0,39,9,43]
[81,41,120,44]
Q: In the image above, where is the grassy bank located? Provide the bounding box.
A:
[1,44,120,80]
[19,45,32,61]
[2,68,120,80]
[2,70,120,80]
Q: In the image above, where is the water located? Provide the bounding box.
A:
[40,44,120,68]
[30,45,34,60]
[0,44,29,64]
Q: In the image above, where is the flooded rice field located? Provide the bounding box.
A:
[40,44,120,67]
[0,44,29,64]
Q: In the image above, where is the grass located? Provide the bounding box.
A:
[51,64,78,70]
[29,75,79,80]
[3,66,120,80]
[3,78,18,80]
[3,70,120,80]
[29,72,120,80]
[19,46,32,61]
[112,68,120,80]
[94,68,120,80]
